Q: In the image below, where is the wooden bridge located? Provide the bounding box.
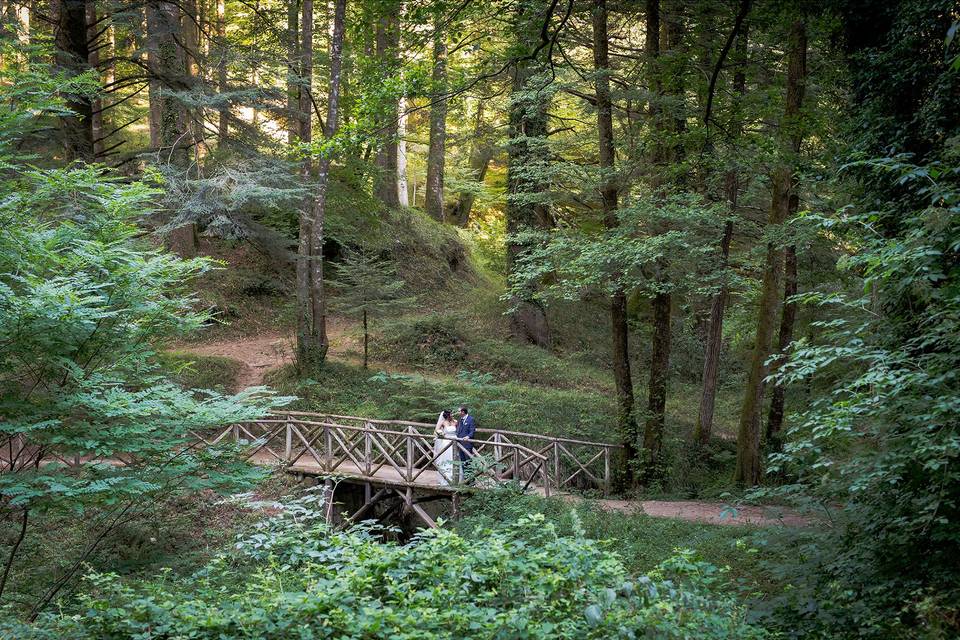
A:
[3,411,621,528]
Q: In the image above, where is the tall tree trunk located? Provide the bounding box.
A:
[182,0,199,80]
[695,218,733,446]
[695,22,748,446]
[593,0,638,482]
[449,101,492,227]
[182,0,202,160]
[505,4,552,349]
[373,12,400,207]
[54,0,93,160]
[640,0,679,476]
[735,19,806,485]
[216,0,228,142]
[424,20,447,220]
[146,0,186,157]
[766,238,798,450]
[86,0,103,160]
[296,0,346,368]
[397,97,409,206]
[286,0,299,144]
[296,0,316,366]
[643,291,671,467]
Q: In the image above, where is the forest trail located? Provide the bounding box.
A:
[172,326,803,528]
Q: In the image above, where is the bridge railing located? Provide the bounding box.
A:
[196,417,552,496]
[273,412,620,495]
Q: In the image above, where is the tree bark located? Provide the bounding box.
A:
[425,20,447,220]
[695,218,733,446]
[766,239,798,450]
[397,97,409,206]
[592,0,638,482]
[362,308,368,369]
[640,0,677,476]
[181,0,202,159]
[217,0,228,142]
[695,23,748,446]
[643,291,671,468]
[505,5,552,348]
[54,0,93,160]
[296,0,346,368]
[296,0,316,367]
[373,11,400,207]
[449,101,492,227]
[145,0,187,157]
[735,19,806,485]
[286,0,299,144]
[86,0,103,160]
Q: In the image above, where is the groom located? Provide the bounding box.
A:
[456,405,476,467]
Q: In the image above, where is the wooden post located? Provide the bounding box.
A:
[603,447,611,495]
[406,427,414,482]
[553,441,560,489]
[232,423,239,442]
[364,426,372,476]
[324,423,332,472]
[284,421,292,461]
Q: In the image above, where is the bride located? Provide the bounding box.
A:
[434,409,458,485]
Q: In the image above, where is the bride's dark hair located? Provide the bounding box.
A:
[442,410,452,420]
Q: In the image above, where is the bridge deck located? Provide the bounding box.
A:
[248,450,459,492]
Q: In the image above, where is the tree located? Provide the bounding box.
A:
[145,0,187,156]
[373,9,400,208]
[592,0,638,481]
[0,61,280,613]
[448,101,494,227]
[424,11,447,221]
[695,12,749,447]
[765,238,797,451]
[505,1,555,349]
[53,0,94,159]
[328,249,415,368]
[295,0,347,369]
[734,17,807,485]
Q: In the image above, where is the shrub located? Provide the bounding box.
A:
[373,313,470,367]
[9,495,765,640]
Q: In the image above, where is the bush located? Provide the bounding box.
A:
[9,495,765,640]
[373,313,470,367]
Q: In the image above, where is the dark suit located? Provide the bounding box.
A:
[456,414,476,462]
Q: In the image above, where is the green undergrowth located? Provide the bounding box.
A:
[272,359,618,442]
[7,490,767,639]
[455,487,776,589]
[0,475,295,615]
[158,351,245,393]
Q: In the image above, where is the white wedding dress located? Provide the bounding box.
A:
[434,413,458,486]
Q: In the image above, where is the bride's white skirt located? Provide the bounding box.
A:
[434,433,456,485]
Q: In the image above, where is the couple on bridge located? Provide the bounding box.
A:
[433,406,475,486]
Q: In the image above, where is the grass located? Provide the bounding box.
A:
[0,474,297,615]
[158,351,244,392]
[454,487,776,589]
[271,359,620,442]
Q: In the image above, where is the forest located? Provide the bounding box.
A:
[0,0,958,637]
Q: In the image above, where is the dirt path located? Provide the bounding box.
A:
[171,326,804,528]
[172,318,355,390]
[596,497,807,527]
